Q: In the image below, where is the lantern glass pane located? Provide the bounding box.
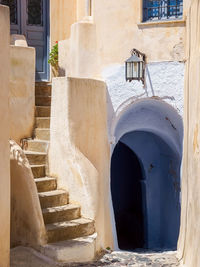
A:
[140,62,143,79]
[127,62,132,79]
[133,62,138,78]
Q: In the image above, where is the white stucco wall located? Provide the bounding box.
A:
[103,62,185,124]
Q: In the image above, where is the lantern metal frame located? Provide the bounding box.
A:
[125,48,146,85]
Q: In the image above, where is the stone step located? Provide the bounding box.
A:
[35,117,50,129]
[35,177,57,193]
[31,165,46,178]
[24,140,49,153]
[38,190,69,209]
[40,233,97,263]
[35,129,50,141]
[35,106,50,117]
[35,96,51,106]
[42,204,81,224]
[46,218,95,243]
[25,151,47,165]
[35,83,51,97]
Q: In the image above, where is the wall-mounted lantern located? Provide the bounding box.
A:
[125,48,146,84]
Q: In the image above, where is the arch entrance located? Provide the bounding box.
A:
[111,99,183,250]
[111,141,144,250]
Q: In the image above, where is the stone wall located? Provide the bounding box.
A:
[178,1,200,267]
[0,4,10,267]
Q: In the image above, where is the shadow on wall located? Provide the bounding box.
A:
[111,99,183,251]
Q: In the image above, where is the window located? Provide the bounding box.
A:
[143,0,183,21]
[27,0,43,26]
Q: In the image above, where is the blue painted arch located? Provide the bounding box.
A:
[111,99,183,250]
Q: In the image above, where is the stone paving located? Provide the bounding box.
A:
[11,247,180,267]
[69,250,180,267]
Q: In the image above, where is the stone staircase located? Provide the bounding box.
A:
[22,82,97,262]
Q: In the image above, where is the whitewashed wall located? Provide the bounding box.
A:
[103,62,184,133]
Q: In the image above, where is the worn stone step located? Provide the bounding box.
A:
[35,117,50,129]
[46,218,95,243]
[31,165,46,178]
[35,83,51,97]
[40,233,97,263]
[35,129,50,141]
[35,106,50,117]
[35,177,57,193]
[42,204,81,224]
[38,190,69,209]
[24,140,49,153]
[25,151,47,165]
[35,96,51,106]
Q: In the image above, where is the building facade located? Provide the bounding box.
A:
[0,0,199,266]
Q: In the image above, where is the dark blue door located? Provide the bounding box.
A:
[0,0,49,81]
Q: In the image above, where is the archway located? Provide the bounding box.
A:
[111,99,183,250]
[111,141,145,250]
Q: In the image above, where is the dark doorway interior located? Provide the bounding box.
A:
[111,141,145,250]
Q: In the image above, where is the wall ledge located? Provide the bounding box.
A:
[137,19,186,28]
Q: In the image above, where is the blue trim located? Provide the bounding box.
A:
[35,0,50,81]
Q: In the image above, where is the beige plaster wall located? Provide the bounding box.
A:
[93,0,185,66]
[59,0,186,79]
[10,140,46,248]
[76,0,85,20]
[9,44,35,143]
[50,0,77,46]
[66,17,100,78]
[0,5,10,267]
[177,1,200,266]
[49,77,113,251]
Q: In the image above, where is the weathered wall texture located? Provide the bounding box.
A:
[93,0,185,66]
[50,0,77,45]
[9,44,35,143]
[178,1,200,266]
[103,62,184,120]
[49,77,113,251]
[10,140,46,248]
[59,0,185,76]
[0,5,10,267]
[59,0,185,122]
[56,0,186,251]
[62,0,185,72]
[76,0,86,20]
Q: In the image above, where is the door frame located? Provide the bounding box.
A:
[9,0,50,81]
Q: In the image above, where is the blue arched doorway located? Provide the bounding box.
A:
[111,99,183,250]
[111,141,145,250]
